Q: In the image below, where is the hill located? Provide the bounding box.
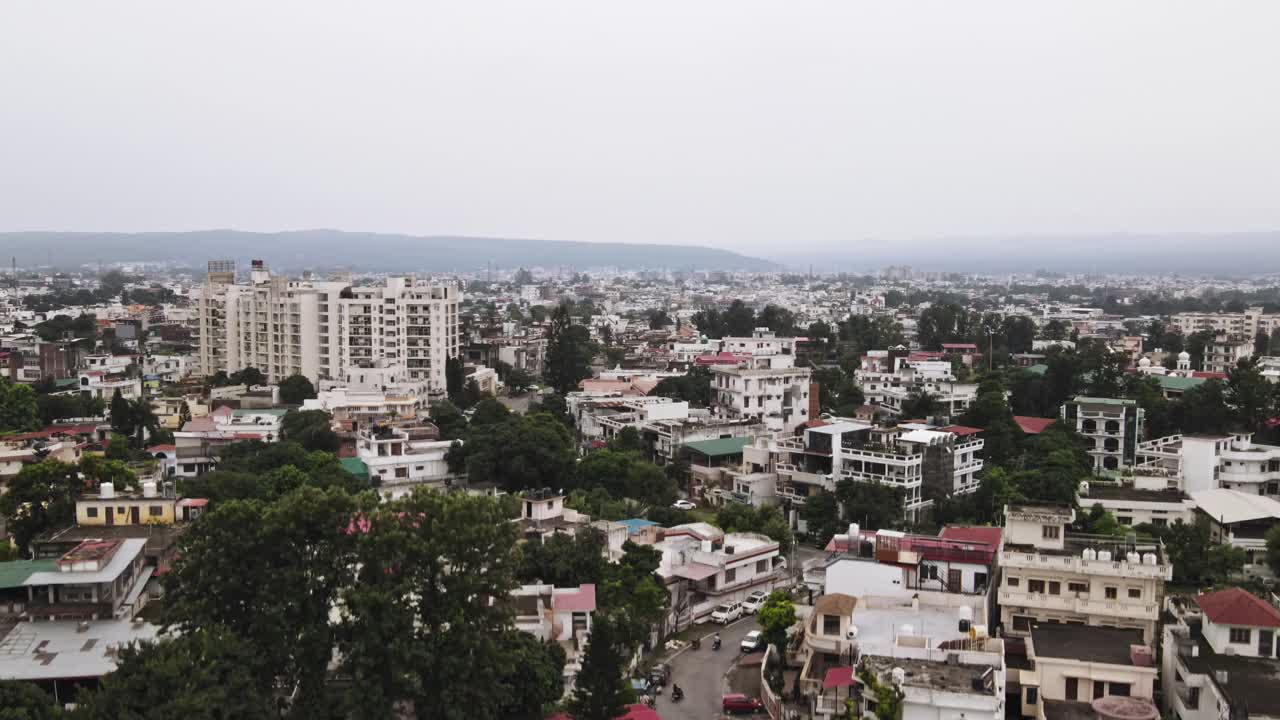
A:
[2,230,780,273]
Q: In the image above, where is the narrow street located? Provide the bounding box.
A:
[655,616,768,720]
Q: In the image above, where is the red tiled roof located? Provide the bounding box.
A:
[941,343,979,351]
[823,666,857,689]
[552,583,597,613]
[799,419,830,430]
[5,424,101,441]
[1013,416,1056,434]
[1195,587,1280,628]
[147,444,176,454]
[939,526,1003,547]
[940,425,982,437]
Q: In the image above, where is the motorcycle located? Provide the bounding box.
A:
[712,635,722,651]
[691,637,701,650]
[671,685,684,702]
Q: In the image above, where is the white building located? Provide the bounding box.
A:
[999,505,1171,642]
[1203,336,1253,375]
[1137,433,1280,497]
[1162,587,1280,720]
[1170,307,1280,339]
[656,522,785,626]
[836,425,985,520]
[511,583,596,696]
[356,424,454,499]
[1062,397,1145,473]
[1020,623,1158,720]
[80,370,142,402]
[195,261,459,392]
[710,364,813,433]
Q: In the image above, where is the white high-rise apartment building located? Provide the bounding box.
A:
[195,261,460,392]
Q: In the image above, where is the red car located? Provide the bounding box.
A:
[722,693,765,714]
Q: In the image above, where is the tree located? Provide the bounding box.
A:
[281,409,340,453]
[513,267,535,285]
[496,632,567,720]
[0,380,40,433]
[519,527,609,587]
[127,397,160,449]
[1041,319,1068,341]
[465,413,575,493]
[714,504,793,555]
[800,492,843,546]
[163,487,356,715]
[1226,358,1277,433]
[74,628,274,720]
[647,309,672,330]
[0,460,83,551]
[568,614,629,720]
[230,366,267,387]
[1001,315,1037,354]
[757,305,798,336]
[445,357,465,402]
[1266,524,1280,577]
[836,479,905,531]
[545,302,595,394]
[0,680,60,720]
[651,366,713,407]
[1182,380,1234,435]
[340,491,522,720]
[109,389,135,439]
[105,432,132,460]
[883,289,905,308]
[506,367,534,395]
[278,374,317,405]
[723,300,757,337]
[758,591,797,689]
[608,426,644,454]
[899,390,939,419]
[430,400,469,440]
[97,269,129,299]
[470,397,511,427]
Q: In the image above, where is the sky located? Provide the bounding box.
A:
[2,1,1279,257]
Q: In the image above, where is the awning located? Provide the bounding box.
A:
[672,562,719,581]
[823,666,858,690]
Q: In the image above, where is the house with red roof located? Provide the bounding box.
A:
[513,582,597,696]
[1013,415,1056,435]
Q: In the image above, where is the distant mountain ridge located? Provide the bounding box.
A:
[1,230,781,272]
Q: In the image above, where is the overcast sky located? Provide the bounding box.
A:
[2,1,1278,255]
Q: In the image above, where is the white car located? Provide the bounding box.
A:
[672,500,697,510]
[741,590,769,614]
[710,601,743,625]
[740,630,765,654]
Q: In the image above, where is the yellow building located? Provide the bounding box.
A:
[76,482,177,527]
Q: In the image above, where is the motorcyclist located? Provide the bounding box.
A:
[672,684,684,701]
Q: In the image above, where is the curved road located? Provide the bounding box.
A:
[655,616,768,720]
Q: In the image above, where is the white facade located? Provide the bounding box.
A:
[711,364,812,433]
[1063,397,1145,473]
[195,267,459,392]
[1203,337,1253,374]
[357,425,454,499]
[1170,307,1280,339]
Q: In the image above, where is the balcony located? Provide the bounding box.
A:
[1000,549,1172,580]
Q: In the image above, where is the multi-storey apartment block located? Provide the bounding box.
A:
[1169,307,1280,339]
[710,363,812,433]
[1062,396,1145,472]
[998,505,1171,642]
[1203,335,1253,374]
[194,260,459,392]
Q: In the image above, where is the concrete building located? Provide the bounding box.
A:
[1169,307,1280,340]
[710,363,813,433]
[355,423,455,500]
[1020,623,1158,720]
[511,583,595,696]
[1203,335,1253,375]
[656,522,786,627]
[838,424,985,520]
[1137,432,1280,497]
[1188,489,1280,575]
[1162,588,1280,720]
[1062,397,1145,473]
[195,260,459,392]
[998,505,1171,642]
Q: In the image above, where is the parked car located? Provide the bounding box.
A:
[629,678,653,697]
[710,601,743,624]
[740,630,765,653]
[722,693,765,714]
[741,590,769,614]
[647,662,670,687]
[672,499,696,510]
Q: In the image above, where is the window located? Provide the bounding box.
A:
[1185,687,1200,709]
[1152,518,1167,527]
[1105,586,1118,600]
[1013,615,1033,632]
[824,615,841,636]
[148,506,163,517]
[86,507,99,518]
[1042,525,1060,540]
[1025,688,1038,705]
[725,568,737,584]
[974,572,988,589]
[1109,683,1130,697]
[756,559,768,573]
[1117,516,1132,525]
[1068,582,1089,594]
[1065,678,1079,701]
[1049,581,1061,595]
[1028,580,1046,594]
[395,467,408,479]
[1007,576,1020,587]
[1230,628,1252,644]
[1128,588,1141,599]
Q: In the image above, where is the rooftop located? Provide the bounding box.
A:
[1030,623,1146,665]
[1195,587,1280,629]
[1178,633,1280,717]
[26,539,146,586]
[1013,416,1057,434]
[862,654,998,695]
[1190,489,1280,525]
[0,560,58,590]
[1071,396,1137,407]
[1080,485,1189,503]
[0,619,161,681]
[814,593,856,616]
[682,436,752,458]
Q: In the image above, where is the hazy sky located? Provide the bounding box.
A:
[2,1,1278,255]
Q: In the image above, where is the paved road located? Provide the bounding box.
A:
[656,616,767,720]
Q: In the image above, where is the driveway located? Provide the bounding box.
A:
[656,616,768,720]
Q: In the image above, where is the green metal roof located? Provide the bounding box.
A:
[0,559,58,589]
[1024,364,1048,376]
[339,457,369,479]
[1157,375,1206,392]
[682,437,752,458]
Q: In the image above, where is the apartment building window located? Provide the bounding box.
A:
[1230,628,1252,644]
[1128,588,1141,599]
[1109,683,1130,697]
[1048,581,1061,595]
[1025,688,1038,706]
[756,559,768,573]
[1185,687,1200,709]
[1007,577,1020,587]
[725,568,737,584]
[1068,582,1089,594]
[1042,525,1060,540]
[1105,587,1118,599]
[149,506,164,517]
[1065,678,1079,701]
[1116,516,1132,525]
[86,507,98,518]
[823,615,841,636]
[1028,580,1046,594]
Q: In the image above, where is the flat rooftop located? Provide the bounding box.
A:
[1180,635,1280,717]
[852,598,983,654]
[1081,485,1189,503]
[0,619,160,681]
[1030,623,1146,665]
[863,654,998,695]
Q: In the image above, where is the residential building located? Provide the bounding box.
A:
[355,423,454,499]
[1018,623,1158,720]
[710,364,812,433]
[1062,397,1145,472]
[79,369,142,402]
[514,490,629,562]
[1169,307,1280,339]
[511,583,595,695]
[1137,432,1280,496]
[656,522,785,627]
[1162,588,1280,720]
[998,505,1171,642]
[1189,489,1280,575]
[838,424,985,520]
[17,538,151,621]
[75,480,196,527]
[303,388,421,434]
[1076,482,1195,528]
[195,261,460,391]
[1204,335,1253,374]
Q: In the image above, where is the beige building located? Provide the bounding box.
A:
[1019,623,1158,720]
[1170,307,1280,339]
[195,261,459,392]
[999,505,1171,642]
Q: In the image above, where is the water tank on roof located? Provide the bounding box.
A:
[142,481,157,499]
[1143,553,1157,565]
[899,624,914,637]
[99,482,115,499]
[1079,480,1090,496]
[1084,548,1098,560]
[1098,550,1113,562]
[1127,552,1140,564]
[891,667,906,686]
[958,605,973,632]
[848,523,860,539]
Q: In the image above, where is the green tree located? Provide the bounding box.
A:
[758,591,796,689]
[608,426,645,454]
[1265,524,1280,577]
[1181,379,1234,435]
[518,527,610,587]
[1226,358,1277,433]
[506,367,535,395]
[723,300,757,337]
[466,413,575,493]
[281,409,339,452]
[568,614,630,720]
[278,374,317,405]
[339,491,522,720]
[430,400,469,440]
[163,488,356,715]
[647,309,672,330]
[1041,319,1068,341]
[109,389,135,439]
[899,390,939,419]
[0,460,83,551]
[496,632,567,720]
[97,269,129,299]
[545,302,595,394]
[0,680,60,720]
[715,504,793,555]
[0,380,40,433]
[75,628,274,720]
[835,479,905,530]
[230,366,267,387]
[650,366,713,407]
[800,491,843,546]
[470,397,512,427]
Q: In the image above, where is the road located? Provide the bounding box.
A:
[656,616,767,720]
